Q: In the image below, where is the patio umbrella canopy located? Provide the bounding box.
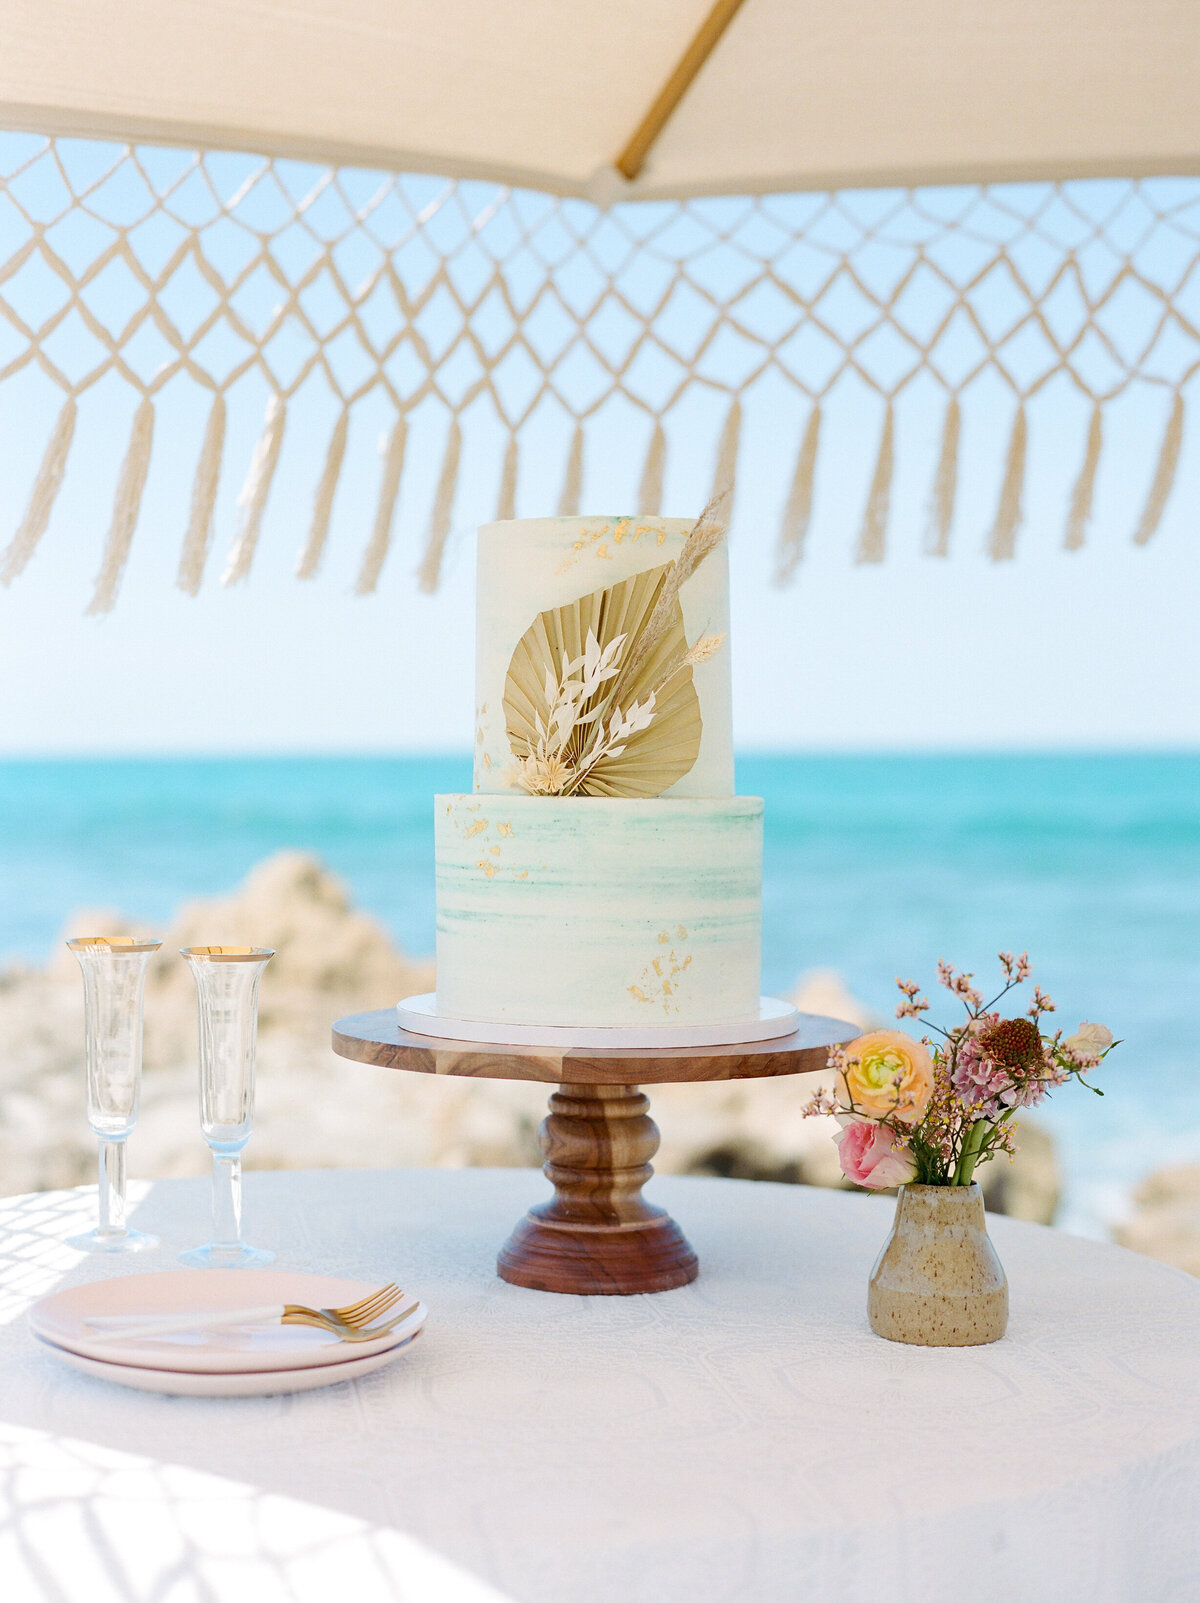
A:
[0,0,1198,607]
[4,0,1200,196]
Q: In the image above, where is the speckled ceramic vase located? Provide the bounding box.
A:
[868,1182,1008,1346]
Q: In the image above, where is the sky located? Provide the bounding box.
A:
[0,155,1197,756]
[1,373,1197,756]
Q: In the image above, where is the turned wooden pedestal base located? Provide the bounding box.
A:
[497,1084,698,1295]
[332,1008,856,1296]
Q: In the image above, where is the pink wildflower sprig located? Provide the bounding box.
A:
[802,1084,840,1119]
[1028,985,1055,1020]
[894,978,929,1020]
[999,950,1032,984]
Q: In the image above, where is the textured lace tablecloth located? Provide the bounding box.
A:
[2,1167,1199,1603]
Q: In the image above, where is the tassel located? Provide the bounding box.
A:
[176,392,226,595]
[925,394,960,557]
[709,397,741,507]
[988,403,1027,561]
[495,434,518,521]
[1133,391,1183,546]
[557,423,584,515]
[355,415,408,595]
[296,408,349,580]
[1064,403,1102,551]
[637,421,666,515]
[417,418,461,593]
[223,394,286,586]
[773,403,821,583]
[855,400,894,564]
[87,397,154,615]
[0,394,76,585]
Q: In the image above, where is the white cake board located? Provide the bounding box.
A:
[395,994,800,1049]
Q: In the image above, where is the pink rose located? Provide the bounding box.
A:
[834,1117,917,1190]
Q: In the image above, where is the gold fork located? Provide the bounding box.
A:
[87,1282,407,1343]
[285,1300,422,1343]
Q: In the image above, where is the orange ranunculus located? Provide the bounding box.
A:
[839,1030,934,1125]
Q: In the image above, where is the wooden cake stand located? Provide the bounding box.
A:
[333,1008,856,1296]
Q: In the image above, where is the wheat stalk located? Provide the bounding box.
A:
[612,493,728,696]
[644,631,728,702]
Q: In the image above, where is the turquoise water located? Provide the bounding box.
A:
[2,753,1197,1231]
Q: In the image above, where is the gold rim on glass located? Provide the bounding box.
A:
[67,936,162,953]
[180,945,276,961]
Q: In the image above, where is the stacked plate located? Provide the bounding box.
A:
[29,1270,427,1397]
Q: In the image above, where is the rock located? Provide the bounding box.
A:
[786,968,879,1030]
[0,862,1062,1230]
[978,1121,1060,1224]
[0,852,460,1199]
[1114,1165,1200,1277]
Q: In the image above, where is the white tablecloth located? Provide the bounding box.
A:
[1,1167,1199,1603]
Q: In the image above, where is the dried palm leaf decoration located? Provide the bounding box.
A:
[503,499,728,798]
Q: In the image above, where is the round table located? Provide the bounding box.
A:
[4,1168,1200,1603]
[331,1008,853,1295]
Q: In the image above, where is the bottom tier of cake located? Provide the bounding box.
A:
[434,794,763,1029]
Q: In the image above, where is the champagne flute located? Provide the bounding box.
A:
[66,935,161,1253]
[179,945,275,1268]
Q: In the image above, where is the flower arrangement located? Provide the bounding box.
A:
[806,952,1116,1190]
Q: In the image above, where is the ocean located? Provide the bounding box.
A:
[2,752,1197,1234]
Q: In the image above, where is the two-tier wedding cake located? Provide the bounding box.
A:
[399,508,796,1046]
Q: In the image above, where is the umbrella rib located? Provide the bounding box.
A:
[615,0,749,182]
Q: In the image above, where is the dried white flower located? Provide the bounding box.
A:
[1064,1022,1114,1060]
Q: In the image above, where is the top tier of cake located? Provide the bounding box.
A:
[473,515,733,797]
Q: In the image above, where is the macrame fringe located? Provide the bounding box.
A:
[1065,404,1102,551]
[223,394,286,586]
[856,401,894,563]
[773,403,821,583]
[557,424,584,516]
[356,416,408,595]
[87,397,154,616]
[709,398,741,506]
[637,421,666,515]
[925,394,960,556]
[176,392,226,595]
[496,435,518,521]
[988,403,1027,560]
[417,419,462,593]
[0,394,76,585]
[1133,390,1184,546]
[296,408,349,580]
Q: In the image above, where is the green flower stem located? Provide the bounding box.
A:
[953,1118,990,1187]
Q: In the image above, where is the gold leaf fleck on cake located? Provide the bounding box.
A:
[477,860,498,879]
[489,846,500,855]
[514,870,528,880]
[497,821,513,837]
[658,929,671,943]
[629,939,691,1015]
[556,519,677,576]
[677,925,689,939]
[595,543,611,560]
[465,818,488,838]
[482,753,492,769]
